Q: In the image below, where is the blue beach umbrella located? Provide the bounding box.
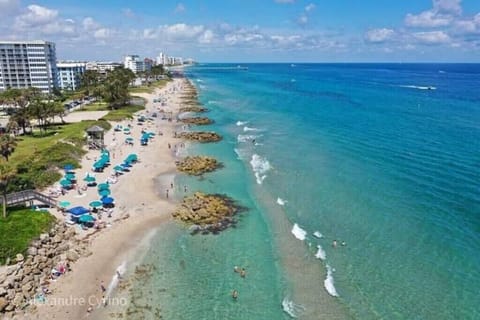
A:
[64,164,74,172]
[68,206,89,216]
[101,197,114,205]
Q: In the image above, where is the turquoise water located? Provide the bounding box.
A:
[133,64,480,319]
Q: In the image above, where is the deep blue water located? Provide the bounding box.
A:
[138,63,480,319]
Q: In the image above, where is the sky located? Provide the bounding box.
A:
[1,0,480,62]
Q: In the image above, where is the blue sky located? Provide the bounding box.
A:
[1,0,480,62]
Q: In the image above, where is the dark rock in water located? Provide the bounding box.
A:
[177,131,222,143]
[176,156,222,176]
[179,117,214,125]
[172,192,245,235]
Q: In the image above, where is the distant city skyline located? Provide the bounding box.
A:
[1,0,480,62]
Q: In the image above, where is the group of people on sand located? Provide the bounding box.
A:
[231,266,247,300]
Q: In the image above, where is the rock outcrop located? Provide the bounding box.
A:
[179,105,207,113]
[177,131,222,143]
[176,156,221,176]
[172,192,244,234]
[179,117,214,125]
[0,222,90,317]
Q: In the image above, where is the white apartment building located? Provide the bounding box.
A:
[156,52,168,66]
[57,61,86,91]
[124,55,146,74]
[0,40,59,93]
[85,61,122,75]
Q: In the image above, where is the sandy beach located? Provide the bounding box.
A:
[23,77,188,320]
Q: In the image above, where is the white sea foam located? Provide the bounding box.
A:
[250,154,271,184]
[324,264,339,297]
[400,85,437,90]
[315,245,326,260]
[277,197,287,206]
[236,121,248,126]
[313,231,323,239]
[282,297,306,318]
[207,100,218,104]
[237,134,261,143]
[291,223,307,241]
[244,126,261,132]
[196,79,204,82]
[106,261,127,297]
[234,148,247,160]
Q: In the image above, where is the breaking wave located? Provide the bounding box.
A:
[291,223,307,241]
[250,154,271,184]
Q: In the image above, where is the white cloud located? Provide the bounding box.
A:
[15,4,58,28]
[414,31,451,44]
[198,30,215,44]
[94,28,114,39]
[433,0,462,15]
[405,10,452,27]
[175,3,185,13]
[364,28,395,43]
[305,3,315,12]
[82,17,101,32]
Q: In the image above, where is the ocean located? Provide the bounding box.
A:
[129,63,480,319]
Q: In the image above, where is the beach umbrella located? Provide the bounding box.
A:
[126,154,138,162]
[101,197,114,205]
[113,165,124,172]
[60,179,71,187]
[64,173,76,180]
[68,206,89,216]
[64,164,74,172]
[93,161,105,169]
[121,162,132,168]
[58,201,71,208]
[78,214,96,224]
[83,175,96,183]
[97,183,109,191]
[98,189,111,197]
[141,133,150,140]
[89,200,103,208]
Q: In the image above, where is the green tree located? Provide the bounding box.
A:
[0,161,16,218]
[151,65,164,80]
[80,70,101,97]
[101,67,135,109]
[1,87,41,135]
[0,135,17,161]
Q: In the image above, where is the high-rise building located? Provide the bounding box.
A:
[0,40,59,93]
[57,61,86,91]
[156,52,168,66]
[124,55,146,74]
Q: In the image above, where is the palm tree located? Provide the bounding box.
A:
[0,161,16,218]
[0,135,17,161]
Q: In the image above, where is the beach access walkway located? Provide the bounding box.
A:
[0,189,58,208]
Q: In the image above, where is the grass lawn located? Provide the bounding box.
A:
[128,79,170,94]
[101,105,145,121]
[74,102,109,112]
[8,120,111,191]
[0,207,56,264]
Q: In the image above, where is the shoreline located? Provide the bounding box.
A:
[21,76,189,320]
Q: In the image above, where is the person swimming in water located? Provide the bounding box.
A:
[240,268,246,278]
[232,290,238,300]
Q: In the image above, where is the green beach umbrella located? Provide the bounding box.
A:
[59,201,71,208]
[113,165,124,172]
[83,175,96,183]
[125,137,134,142]
[78,214,96,223]
[64,173,76,180]
[89,200,103,208]
[98,189,111,197]
[97,183,109,191]
[60,179,71,187]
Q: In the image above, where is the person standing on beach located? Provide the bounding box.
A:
[166,189,169,199]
